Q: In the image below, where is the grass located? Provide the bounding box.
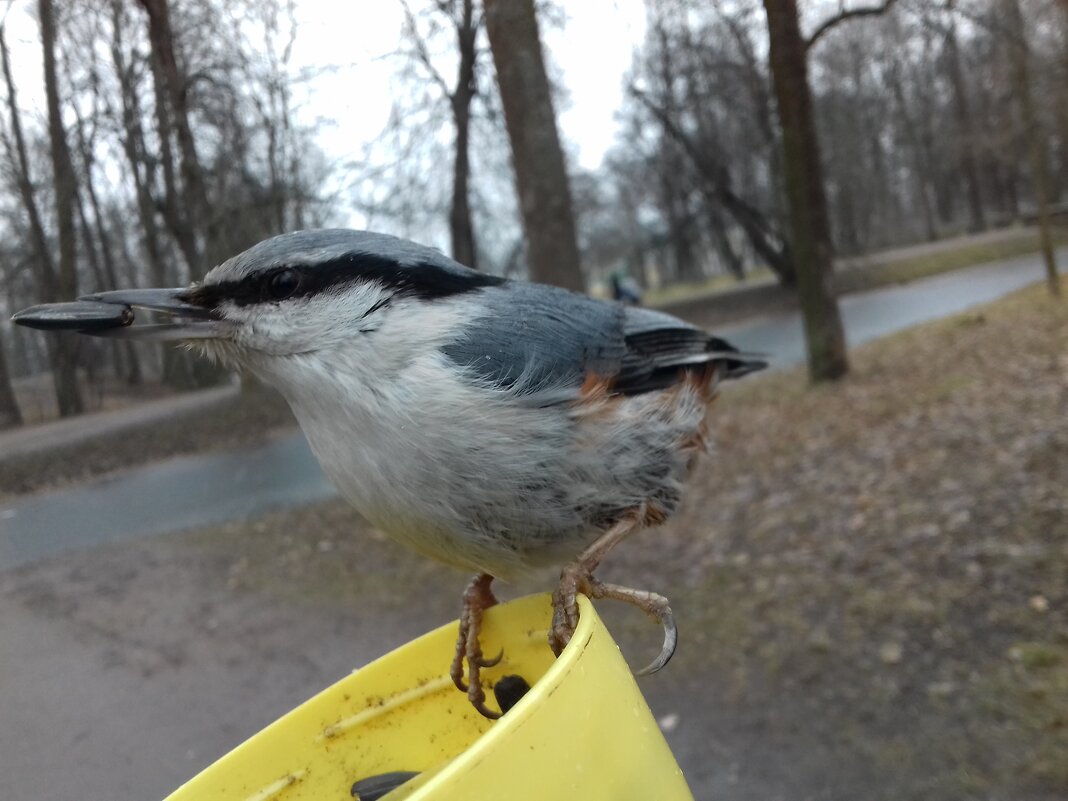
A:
[835,228,1068,294]
[645,226,1067,308]
[643,267,775,307]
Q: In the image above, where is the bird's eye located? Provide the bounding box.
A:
[267,268,301,301]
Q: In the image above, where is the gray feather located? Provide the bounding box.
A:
[441,283,765,399]
[441,282,626,397]
[206,228,470,282]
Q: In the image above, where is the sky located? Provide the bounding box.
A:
[0,0,647,242]
[287,0,648,172]
[0,0,647,168]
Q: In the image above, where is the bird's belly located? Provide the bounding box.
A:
[297,407,589,579]
[290,374,709,579]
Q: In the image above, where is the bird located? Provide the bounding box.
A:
[12,229,765,718]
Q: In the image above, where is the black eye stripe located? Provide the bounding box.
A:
[181,254,504,309]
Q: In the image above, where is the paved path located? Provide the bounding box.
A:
[720,248,1060,362]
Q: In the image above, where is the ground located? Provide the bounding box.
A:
[3,283,1066,799]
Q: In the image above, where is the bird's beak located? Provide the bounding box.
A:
[78,287,229,340]
[11,287,229,341]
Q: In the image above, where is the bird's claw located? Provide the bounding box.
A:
[549,568,582,656]
[450,574,503,718]
[476,648,503,669]
[634,604,677,676]
[468,694,501,720]
[550,570,676,675]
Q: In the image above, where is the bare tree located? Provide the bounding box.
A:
[1,21,86,415]
[67,70,143,385]
[943,1,986,232]
[0,0,337,419]
[484,0,583,291]
[103,0,193,386]
[402,0,482,268]
[1004,0,1060,297]
[763,0,849,381]
[138,0,210,272]
[621,1,797,286]
[630,85,796,286]
[0,330,22,428]
[41,0,87,413]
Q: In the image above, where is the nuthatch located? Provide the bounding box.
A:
[13,229,765,718]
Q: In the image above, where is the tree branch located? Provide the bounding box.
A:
[630,83,795,284]
[400,0,452,100]
[805,0,899,52]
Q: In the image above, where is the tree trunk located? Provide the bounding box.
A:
[138,0,216,263]
[763,0,849,381]
[707,207,745,280]
[448,0,478,270]
[39,0,86,414]
[141,5,198,279]
[3,12,84,416]
[138,0,228,386]
[1059,2,1068,200]
[483,0,583,291]
[0,332,23,429]
[1006,0,1060,297]
[944,5,986,232]
[1,30,61,412]
[887,62,937,241]
[77,134,144,385]
[110,0,174,383]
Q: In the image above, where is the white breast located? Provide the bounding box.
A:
[253,297,582,578]
[251,295,709,580]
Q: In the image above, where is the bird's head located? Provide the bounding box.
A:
[59,229,501,381]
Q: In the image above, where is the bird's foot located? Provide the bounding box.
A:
[547,513,676,673]
[550,568,677,676]
[548,564,586,656]
[450,573,503,719]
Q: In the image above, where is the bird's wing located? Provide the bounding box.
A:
[441,282,764,404]
[440,282,626,403]
[618,306,766,393]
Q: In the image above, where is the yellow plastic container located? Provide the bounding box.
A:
[164,594,694,800]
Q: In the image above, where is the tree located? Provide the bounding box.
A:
[138,0,211,272]
[0,19,85,415]
[1004,0,1060,297]
[402,0,482,269]
[762,0,850,381]
[943,1,986,232]
[620,1,798,287]
[0,0,335,419]
[40,0,87,415]
[483,0,583,291]
[0,330,22,429]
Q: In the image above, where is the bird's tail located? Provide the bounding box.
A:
[706,336,768,379]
